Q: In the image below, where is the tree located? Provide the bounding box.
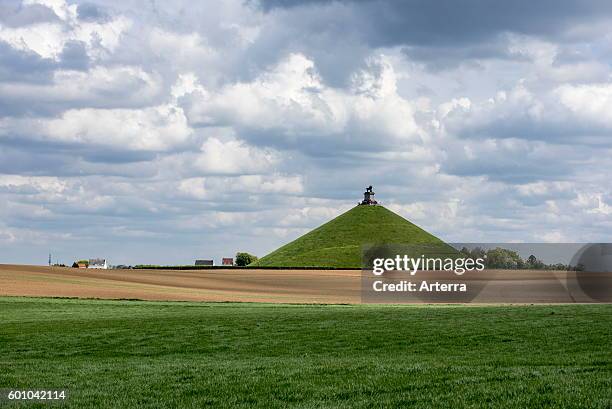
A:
[527,255,538,266]
[235,252,258,266]
[526,254,545,269]
[485,248,523,269]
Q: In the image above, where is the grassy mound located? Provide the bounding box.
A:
[253,205,449,268]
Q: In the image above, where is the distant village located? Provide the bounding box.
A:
[48,252,259,270]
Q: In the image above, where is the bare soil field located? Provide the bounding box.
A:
[0,264,362,303]
[0,264,610,303]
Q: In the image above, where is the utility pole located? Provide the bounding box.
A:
[49,253,52,266]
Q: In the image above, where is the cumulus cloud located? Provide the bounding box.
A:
[0,1,60,28]
[192,137,278,175]
[183,53,421,153]
[0,0,130,60]
[437,79,612,145]
[1,104,192,151]
[0,174,67,194]
[0,65,163,115]
[177,174,303,201]
[556,83,612,127]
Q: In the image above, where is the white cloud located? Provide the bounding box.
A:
[277,205,349,227]
[24,0,71,20]
[538,231,569,243]
[0,224,73,244]
[193,137,278,175]
[572,192,612,215]
[0,174,67,193]
[185,53,342,131]
[5,104,193,151]
[439,82,546,137]
[0,175,120,221]
[0,66,163,109]
[506,34,609,83]
[177,174,303,201]
[0,0,130,60]
[177,178,207,199]
[220,174,304,194]
[183,53,421,149]
[516,181,573,197]
[171,72,206,101]
[149,29,216,67]
[556,83,612,128]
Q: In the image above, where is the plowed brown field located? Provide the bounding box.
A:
[0,264,361,303]
[1,264,610,303]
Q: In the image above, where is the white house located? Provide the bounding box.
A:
[88,258,108,269]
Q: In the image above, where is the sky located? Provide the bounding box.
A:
[0,0,611,265]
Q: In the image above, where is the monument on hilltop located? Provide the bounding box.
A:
[253,186,449,268]
[359,185,378,206]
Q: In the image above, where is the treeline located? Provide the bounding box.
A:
[459,247,576,270]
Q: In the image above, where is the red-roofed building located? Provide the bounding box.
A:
[222,258,234,266]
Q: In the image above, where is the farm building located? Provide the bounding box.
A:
[89,259,108,269]
[195,259,213,266]
[222,258,234,266]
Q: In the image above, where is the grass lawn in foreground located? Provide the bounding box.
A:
[1,297,611,408]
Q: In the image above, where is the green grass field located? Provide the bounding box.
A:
[254,205,448,268]
[1,298,611,408]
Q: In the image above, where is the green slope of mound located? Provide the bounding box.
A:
[253,205,450,268]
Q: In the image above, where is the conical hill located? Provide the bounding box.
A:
[252,205,452,268]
